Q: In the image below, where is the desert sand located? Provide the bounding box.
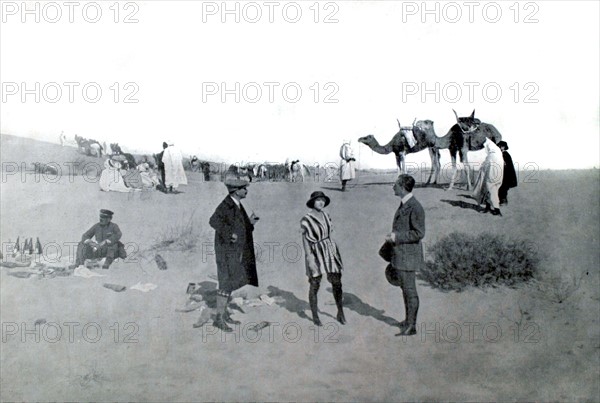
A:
[1,135,599,401]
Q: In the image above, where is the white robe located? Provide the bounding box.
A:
[472,138,504,209]
[339,143,356,180]
[163,145,188,188]
[99,161,133,192]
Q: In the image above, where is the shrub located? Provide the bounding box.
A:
[150,213,199,252]
[419,232,540,291]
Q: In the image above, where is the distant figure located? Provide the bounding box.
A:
[162,142,188,192]
[99,159,133,193]
[209,176,260,332]
[472,138,504,216]
[497,141,517,206]
[339,140,356,191]
[137,162,160,188]
[156,142,168,190]
[301,191,346,326]
[71,209,127,270]
[59,131,65,146]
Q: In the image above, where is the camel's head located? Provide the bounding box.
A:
[453,109,481,134]
[357,135,376,146]
[413,120,435,137]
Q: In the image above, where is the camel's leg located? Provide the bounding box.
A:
[447,156,459,190]
[464,160,473,190]
[433,149,441,184]
[426,147,437,184]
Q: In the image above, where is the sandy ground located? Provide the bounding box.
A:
[1,135,599,401]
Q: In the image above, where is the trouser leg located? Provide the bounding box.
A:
[75,242,95,266]
[398,270,419,326]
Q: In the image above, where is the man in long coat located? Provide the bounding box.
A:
[209,176,260,332]
[339,140,356,191]
[384,174,425,336]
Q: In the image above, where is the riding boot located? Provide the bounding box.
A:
[331,276,346,325]
[309,277,322,326]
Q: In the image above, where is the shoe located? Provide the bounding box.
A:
[499,199,508,206]
[397,324,417,336]
[492,209,503,216]
[213,314,233,332]
[223,311,241,325]
[336,311,346,325]
[313,316,322,327]
[397,320,409,331]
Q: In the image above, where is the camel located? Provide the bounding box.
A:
[358,119,442,185]
[425,110,503,190]
[285,159,309,182]
[75,135,103,157]
[358,111,502,190]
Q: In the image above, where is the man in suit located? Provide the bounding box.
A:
[209,176,260,332]
[71,209,127,270]
[385,174,425,336]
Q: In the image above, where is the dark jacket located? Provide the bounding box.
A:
[389,196,425,271]
[209,196,258,292]
[502,151,518,188]
[81,222,122,244]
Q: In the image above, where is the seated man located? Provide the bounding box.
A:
[72,209,127,269]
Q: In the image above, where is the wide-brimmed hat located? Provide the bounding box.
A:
[497,141,509,150]
[306,191,331,208]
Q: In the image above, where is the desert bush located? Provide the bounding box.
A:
[419,232,540,291]
[150,213,199,252]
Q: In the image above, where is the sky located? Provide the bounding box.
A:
[1,0,599,170]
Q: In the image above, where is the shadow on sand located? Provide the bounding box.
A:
[328,289,402,328]
[413,182,447,190]
[440,199,483,213]
[319,186,345,192]
[267,286,336,323]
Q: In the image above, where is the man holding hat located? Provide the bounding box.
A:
[384,174,425,336]
[72,209,127,270]
[209,176,260,332]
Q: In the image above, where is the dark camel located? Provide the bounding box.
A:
[358,110,503,190]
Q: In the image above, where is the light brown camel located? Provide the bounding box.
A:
[358,119,443,185]
[358,111,503,190]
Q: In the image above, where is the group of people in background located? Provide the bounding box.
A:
[97,141,188,194]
